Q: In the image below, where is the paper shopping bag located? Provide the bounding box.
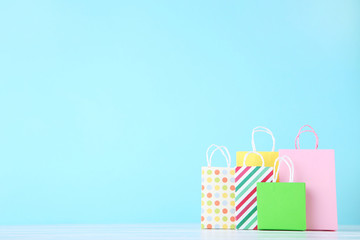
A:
[235,151,274,230]
[236,127,279,181]
[201,144,236,229]
[257,156,306,231]
[279,125,337,231]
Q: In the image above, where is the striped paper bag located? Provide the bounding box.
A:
[202,144,236,229]
[235,151,274,230]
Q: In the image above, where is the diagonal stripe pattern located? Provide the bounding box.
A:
[235,166,273,230]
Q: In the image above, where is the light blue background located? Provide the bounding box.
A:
[0,0,359,225]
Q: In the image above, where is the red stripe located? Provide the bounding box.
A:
[236,187,257,211]
[235,196,257,221]
[254,225,258,230]
[260,170,274,183]
[235,167,250,182]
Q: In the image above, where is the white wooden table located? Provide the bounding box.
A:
[0,224,359,239]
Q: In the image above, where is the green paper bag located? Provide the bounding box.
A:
[257,156,306,231]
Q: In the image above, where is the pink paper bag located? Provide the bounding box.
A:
[279,125,337,231]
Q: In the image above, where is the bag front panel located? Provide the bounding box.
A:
[235,166,274,230]
[201,167,236,229]
[278,149,337,230]
[257,182,307,231]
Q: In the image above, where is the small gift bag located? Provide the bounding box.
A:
[236,127,279,181]
[279,125,337,230]
[235,151,274,230]
[257,156,307,231]
[201,144,236,229]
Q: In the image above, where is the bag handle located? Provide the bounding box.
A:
[243,151,265,167]
[206,144,231,168]
[295,125,319,150]
[274,155,294,182]
[251,126,275,152]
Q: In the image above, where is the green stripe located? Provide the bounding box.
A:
[236,206,257,229]
[238,167,271,197]
[243,214,257,229]
[235,167,260,192]
[235,191,241,202]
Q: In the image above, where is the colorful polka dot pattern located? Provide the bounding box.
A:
[201,167,236,229]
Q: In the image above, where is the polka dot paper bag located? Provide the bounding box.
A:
[235,151,274,230]
[201,144,236,230]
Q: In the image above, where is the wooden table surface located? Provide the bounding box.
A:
[0,224,358,240]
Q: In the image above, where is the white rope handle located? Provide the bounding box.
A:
[206,144,231,167]
[273,155,294,182]
[210,146,231,168]
[251,126,276,152]
[243,151,265,167]
[206,144,227,166]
